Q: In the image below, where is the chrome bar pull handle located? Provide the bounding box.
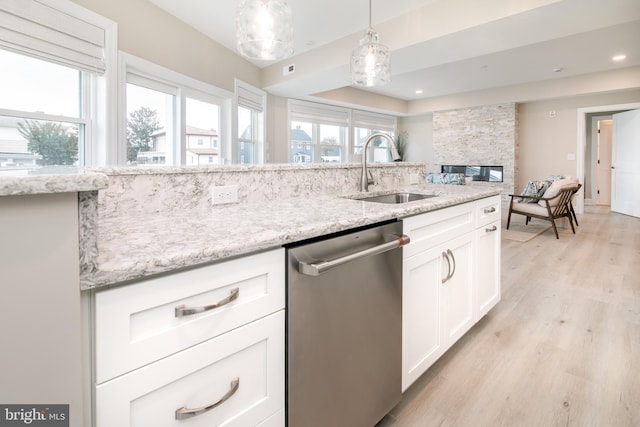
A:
[447,249,456,280]
[485,225,498,232]
[484,207,496,214]
[441,251,451,284]
[175,377,239,420]
[298,234,410,276]
[175,288,239,317]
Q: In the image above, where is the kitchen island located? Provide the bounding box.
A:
[1,163,503,427]
[0,163,502,290]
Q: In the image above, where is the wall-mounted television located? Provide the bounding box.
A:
[441,165,503,182]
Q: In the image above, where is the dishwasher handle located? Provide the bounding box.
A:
[297,234,410,276]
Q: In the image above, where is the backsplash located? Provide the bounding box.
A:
[93,163,427,219]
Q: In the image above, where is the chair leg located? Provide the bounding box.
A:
[570,203,579,226]
[550,219,560,239]
[567,213,576,234]
[507,204,513,229]
[525,216,530,225]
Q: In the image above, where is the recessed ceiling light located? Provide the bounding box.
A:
[553,67,563,73]
[612,54,626,61]
[415,89,423,95]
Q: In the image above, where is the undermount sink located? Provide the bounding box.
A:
[357,192,437,204]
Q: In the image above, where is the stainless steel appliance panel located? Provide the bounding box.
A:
[287,221,404,427]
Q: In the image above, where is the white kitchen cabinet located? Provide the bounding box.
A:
[474,195,501,320]
[402,209,475,391]
[94,249,284,383]
[402,196,501,391]
[93,249,285,427]
[475,219,501,320]
[95,311,284,427]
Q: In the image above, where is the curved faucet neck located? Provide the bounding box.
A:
[361,133,400,192]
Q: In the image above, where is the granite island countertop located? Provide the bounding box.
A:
[83,184,501,290]
[0,167,108,196]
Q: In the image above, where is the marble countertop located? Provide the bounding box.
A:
[83,184,501,290]
[0,167,108,196]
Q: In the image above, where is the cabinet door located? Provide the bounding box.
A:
[402,232,474,392]
[95,311,284,427]
[95,249,284,383]
[476,195,501,227]
[402,245,444,391]
[441,233,475,347]
[475,219,501,320]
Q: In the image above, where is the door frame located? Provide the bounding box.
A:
[576,102,640,214]
[595,119,612,206]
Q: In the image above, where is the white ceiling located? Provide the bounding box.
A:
[149,0,640,102]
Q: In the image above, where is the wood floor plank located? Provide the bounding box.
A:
[379,206,640,427]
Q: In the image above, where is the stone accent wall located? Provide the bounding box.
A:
[432,103,518,206]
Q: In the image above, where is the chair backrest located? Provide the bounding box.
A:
[549,184,580,216]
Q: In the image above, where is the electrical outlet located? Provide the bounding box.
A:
[408,173,420,185]
[211,185,238,205]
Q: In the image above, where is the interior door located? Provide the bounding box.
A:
[611,109,640,218]
[596,119,612,205]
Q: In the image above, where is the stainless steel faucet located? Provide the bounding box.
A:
[360,132,402,192]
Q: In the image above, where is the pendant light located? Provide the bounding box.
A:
[350,0,391,87]
[236,0,294,61]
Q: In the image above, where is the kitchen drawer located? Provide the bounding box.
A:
[95,310,284,427]
[95,249,284,383]
[403,202,475,257]
[475,195,501,227]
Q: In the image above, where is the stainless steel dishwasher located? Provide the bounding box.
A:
[286,220,409,427]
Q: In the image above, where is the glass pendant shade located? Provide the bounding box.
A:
[236,0,294,61]
[351,30,391,87]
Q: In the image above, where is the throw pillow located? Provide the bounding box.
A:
[426,173,466,185]
[519,180,550,203]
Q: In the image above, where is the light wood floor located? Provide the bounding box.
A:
[379,206,640,427]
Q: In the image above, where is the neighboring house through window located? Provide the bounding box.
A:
[186,126,219,165]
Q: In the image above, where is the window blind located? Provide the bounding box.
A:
[352,109,396,131]
[0,0,106,74]
[289,100,350,126]
[236,81,265,112]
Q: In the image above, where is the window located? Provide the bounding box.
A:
[288,100,348,163]
[186,97,220,165]
[0,0,115,170]
[122,53,231,166]
[352,110,397,163]
[0,50,85,169]
[288,100,396,164]
[125,79,175,165]
[235,80,265,164]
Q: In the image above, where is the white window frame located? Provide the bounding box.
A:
[118,52,233,166]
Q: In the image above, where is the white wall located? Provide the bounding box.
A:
[71,0,261,93]
[518,90,640,191]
